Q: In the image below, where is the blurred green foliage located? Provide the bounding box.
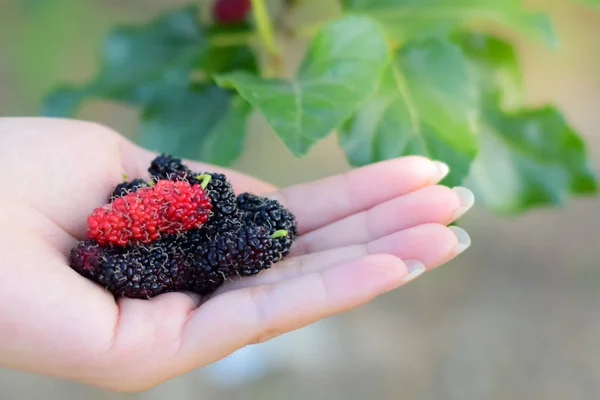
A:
[41,0,598,215]
[13,0,110,109]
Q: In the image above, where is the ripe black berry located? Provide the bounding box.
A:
[69,239,192,299]
[148,154,191,181]
[109,179,148,202]
[201,172,242,234]
[237,192,298,256]
[184,224,287,291]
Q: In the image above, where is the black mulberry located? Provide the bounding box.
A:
[69,239,192,299]
[200,172,242,235]
[237,192,298,256]
[186,224,288,284]
[148,154,192,181]
[109,178,148,202]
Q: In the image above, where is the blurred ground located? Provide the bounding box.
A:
[1,0,600,399]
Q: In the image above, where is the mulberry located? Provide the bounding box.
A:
[69,239,192,299]
[237,192,298,256]
[109,178,148,201]
[70,154,298,299]
[200,172,242,234]
[87,180,212,246]
[147,155,241,235]
[148,154,193,182]
[185,224,289,292]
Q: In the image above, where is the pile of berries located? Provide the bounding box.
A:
[69,155,297,299]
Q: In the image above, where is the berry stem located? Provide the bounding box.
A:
[198,174,212,189]
[270,230,288,239]
[121,173,128,182]
[250,0,282,76]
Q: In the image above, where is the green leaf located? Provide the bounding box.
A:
[457,33,597,212]
[41,7,259,165]
[466,102,597,213]
[200,26,258,78]
[454,32,523,107]
[90,6,205,104]
[339,38,478,186]
[198,97,253,166]
[342,0,556,46]
[215,16,390,156]
[41,6,207,116]
[200,45,258,77]
[203,24,258,75]
[137,84,250,165]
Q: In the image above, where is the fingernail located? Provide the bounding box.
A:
[403,259,426,282]
[451,186,475,219]
[449,226,471,254]
[432,161,450,181]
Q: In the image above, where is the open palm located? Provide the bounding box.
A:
[0,118,473,392]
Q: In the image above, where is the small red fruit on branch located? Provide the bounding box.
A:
[213,0,252,24]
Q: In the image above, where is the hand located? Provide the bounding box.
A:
[0,118,473,391]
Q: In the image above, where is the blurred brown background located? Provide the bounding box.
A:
[1,0,600,398]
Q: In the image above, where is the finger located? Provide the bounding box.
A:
[268,156,449,235]
[216,223,468,292]
[178,254,412,366]
[290,185,474,256]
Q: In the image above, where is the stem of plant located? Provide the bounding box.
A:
[271,230,288,239]
[197,174,212,189]
[251,0,282,76]
[210,32,257,48]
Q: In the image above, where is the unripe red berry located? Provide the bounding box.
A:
[87,180,212,246]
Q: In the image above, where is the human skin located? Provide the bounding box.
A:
[0,118,473,392]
